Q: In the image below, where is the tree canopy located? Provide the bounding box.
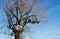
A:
[0,0,47,39]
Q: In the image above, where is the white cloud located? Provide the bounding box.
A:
[39,29,60,39]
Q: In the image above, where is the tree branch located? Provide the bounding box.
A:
[22,15,36,20]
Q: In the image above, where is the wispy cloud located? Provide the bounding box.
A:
[39,29,60,39]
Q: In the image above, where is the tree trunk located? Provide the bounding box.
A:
[15,32,20,39]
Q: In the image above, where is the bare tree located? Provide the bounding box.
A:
[2,0,47,39]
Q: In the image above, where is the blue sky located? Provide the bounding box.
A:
[0,0,60,39]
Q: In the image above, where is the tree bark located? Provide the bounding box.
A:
[15,31,20,39]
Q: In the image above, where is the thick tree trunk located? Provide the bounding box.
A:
[15,32,20,39]
[14,24,23,39]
